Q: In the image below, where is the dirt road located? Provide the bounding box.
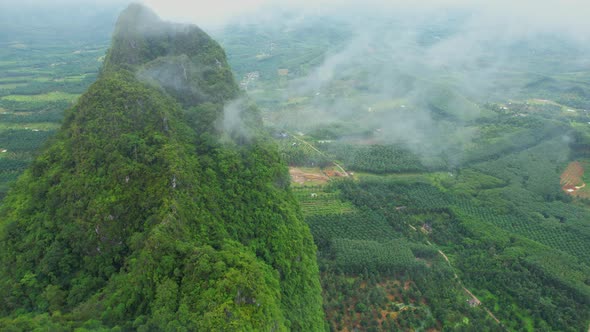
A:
[408,225,504,328]
[286,131,349,175]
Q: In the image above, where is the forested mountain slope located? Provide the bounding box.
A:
[0,4,324,330]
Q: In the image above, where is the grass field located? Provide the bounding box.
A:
[54,74,91,82]
[0,83,27,89]
[1,91,79,102]
[0,76,35,83]
[292,186,356,217]
[0,122,61,131]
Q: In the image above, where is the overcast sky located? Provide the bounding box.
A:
[3,0,589,38]
[138,0,590,35]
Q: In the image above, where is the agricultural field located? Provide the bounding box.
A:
[321,275,444,332]
[0,39,107,200]
[293,181,498,331]
[1,91,79,103]
[252,22,590,328]
[292,186,355,217]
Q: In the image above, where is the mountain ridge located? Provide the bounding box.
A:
[0,4,325,330]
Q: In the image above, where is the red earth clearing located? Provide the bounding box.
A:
[560,161,588,197]
[289,167,347,185]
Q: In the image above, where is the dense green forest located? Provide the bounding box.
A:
[1,2,590,331]
[0,4,324,330]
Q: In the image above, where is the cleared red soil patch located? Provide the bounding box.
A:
[561,161,584,187]
[324,169,347,177]
[289,168,329,185]
[289,167,347,185]
[561,161,587,196]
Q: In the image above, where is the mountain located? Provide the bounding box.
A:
[0,4,324,330]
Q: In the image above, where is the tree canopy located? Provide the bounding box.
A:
[0,4,325,331]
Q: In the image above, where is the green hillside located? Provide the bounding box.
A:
[0,4,324,331]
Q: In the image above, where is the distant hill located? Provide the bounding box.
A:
[0,4,324,330]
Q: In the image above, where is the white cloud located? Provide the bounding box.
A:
[141,0,268,26]
[137,0,590,38]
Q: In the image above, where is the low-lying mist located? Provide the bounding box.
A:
[203,1,590,166]
[8,0,589,167]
